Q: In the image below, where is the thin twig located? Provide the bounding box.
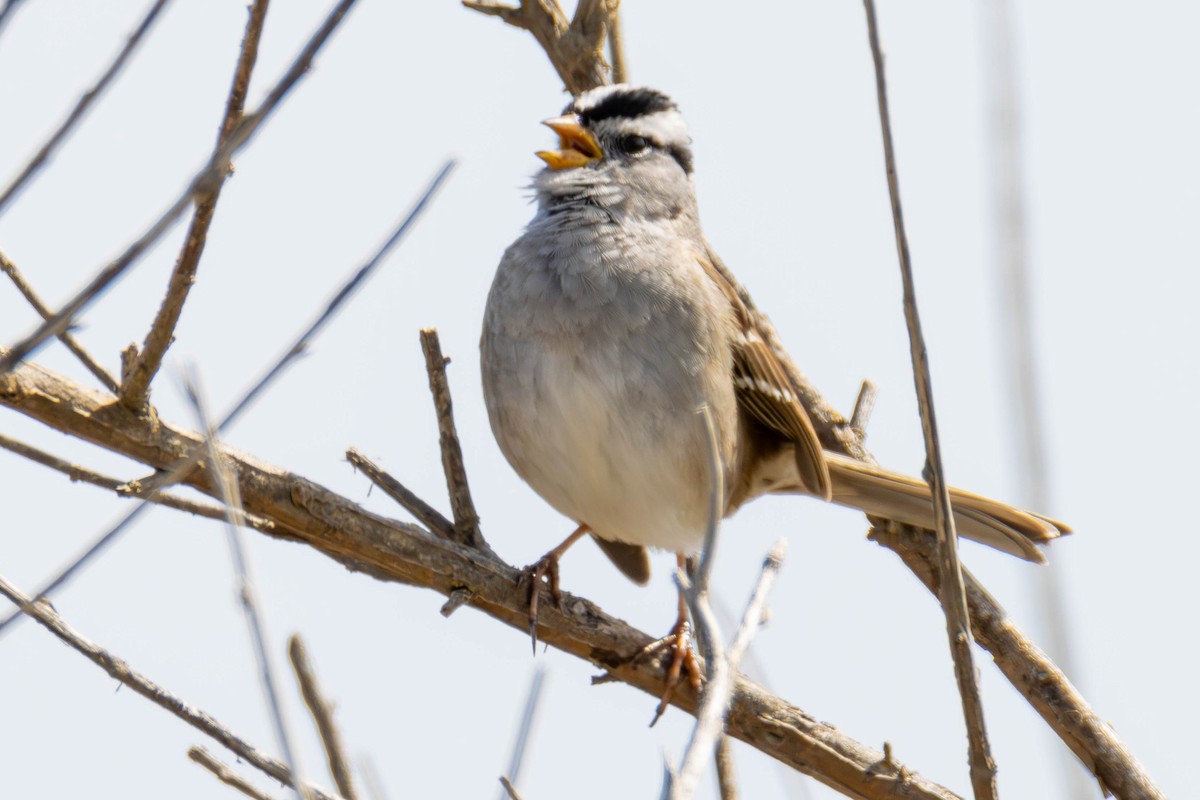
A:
[499,776,525,800]
[120,0,271,412]
[0,161,454,635]
[0,0,30,41]
[714,736,738,800]
[0,0,364,374]
[606,3,627,84]
[0,249,119,392]
[462,0,613,94]
[0,431,275,533]
[0,0,175,216]
[190,747,282,800]
[849,379,877,439]
[345,448,455,539]
[357,758,389,800]
[861,3,998,796]
[497,666,547,800]
[184,369,305,800]
[419,328,484,550]
[0,573,340,800]
[670,541,786,800]
[289,635,359,800]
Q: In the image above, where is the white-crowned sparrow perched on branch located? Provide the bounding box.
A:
[481,85,1069,680]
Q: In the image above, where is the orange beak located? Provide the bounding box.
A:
[536,115,603,170]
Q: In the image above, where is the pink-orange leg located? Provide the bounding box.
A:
[641,552,704,726]
[524,524,589,653]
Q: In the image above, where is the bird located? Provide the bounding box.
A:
[480,84,1069,708]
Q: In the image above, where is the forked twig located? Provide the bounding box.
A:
[419,328,485,550]
[861,2,997,796]
[0,0,364,374]
[1,249,119,392]
[190,747,282,800]
[289,635,359,800]
[0,573,340,800]
[0,0,175,216]
[120,0,272,412]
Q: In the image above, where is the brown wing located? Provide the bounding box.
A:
[695,247,832,501]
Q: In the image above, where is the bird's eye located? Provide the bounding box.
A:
[618,134,650,155]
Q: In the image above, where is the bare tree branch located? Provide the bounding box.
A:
[120,0,271,412]
[0,0,175,216]
[497,665,546,800]
[861,2,997,796]
[462,0,617,95]
[0,573,342,800]
[499,776,525,800]
[1,249,120,392]
[870,522,1164,800]
[289,635,360,800]
[0,0,364,374]
[419,329,485,549]
[714,736,738,800]
[0,357,962,800]
[190,747,283,800]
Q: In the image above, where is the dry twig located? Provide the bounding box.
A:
[0,573,340,800]
[1,249,119,392]
[419,328,485,549]
[0,0,363,374]
[462,0,618,95]
[185,370,305,800]
[0,431,275,533]
[289,635,359,800]
[120,0,271,412]
[714,736,738,800]
[499,776,525,800]
[498,666,547,800]
[861,2,997,796]
[0,0,175,216]
[190,747,282,800]
[346,448,455,540]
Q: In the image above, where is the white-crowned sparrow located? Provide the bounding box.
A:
[481,85,1069,617]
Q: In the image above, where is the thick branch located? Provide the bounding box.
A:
[870,523,1163,800]
[0,358,959,800]
[120,0,271,412]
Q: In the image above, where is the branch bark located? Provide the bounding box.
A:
[0,356,960,800]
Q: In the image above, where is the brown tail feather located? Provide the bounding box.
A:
[824,452,1070,562]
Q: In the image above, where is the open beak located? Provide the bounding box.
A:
[536,115,603,170]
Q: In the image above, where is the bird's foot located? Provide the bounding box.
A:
[635,613,704,727]
[521,525,589,654]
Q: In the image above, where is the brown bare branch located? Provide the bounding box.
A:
[870,523,1164,800]
[0,357,960,800]
[419,328,485,549]
[1,249,119,392]
[190,747,282,800]
[0,572,341,800]
[462,0,617,94]
[0,0,174,215]
[861,2,997,796]
[289,635,359,800]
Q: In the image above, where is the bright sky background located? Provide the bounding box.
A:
[2,2,1197,799]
